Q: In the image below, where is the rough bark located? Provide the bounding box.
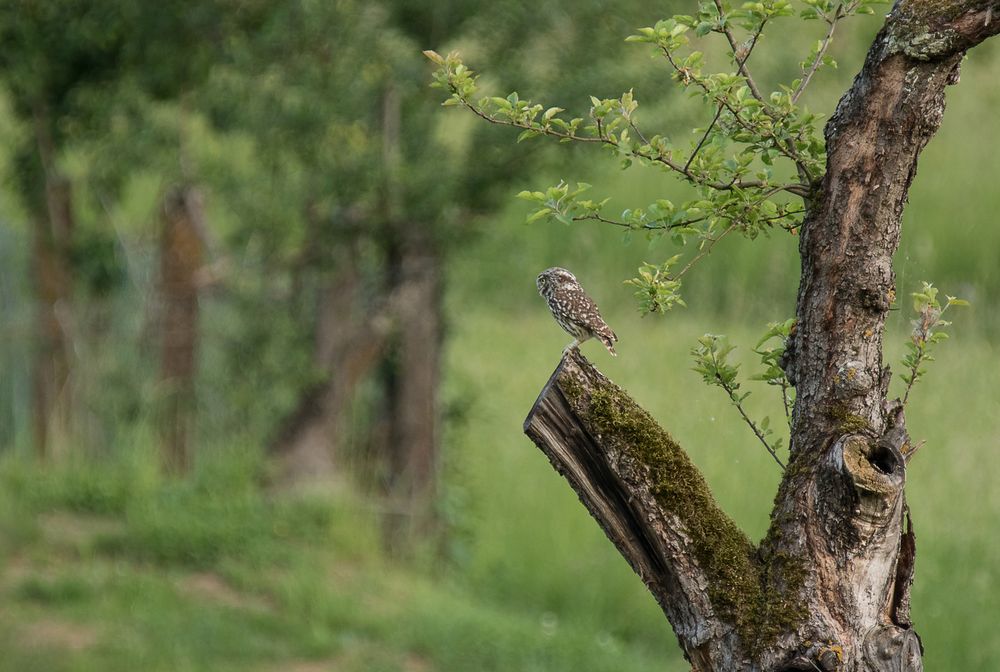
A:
[525,351,758,667]
[524,3,1000,670]
[158,186,205,475]
[767,2,1000,667]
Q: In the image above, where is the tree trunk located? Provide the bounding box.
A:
[524,3,1000,670]
[30,108,75,460]
[268,244,391,486]
[31,179,75,460]
[158,186,205,475]
[381,237,443,544]
[372,79,445,542]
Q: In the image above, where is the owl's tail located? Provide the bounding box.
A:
[597,329,618,357]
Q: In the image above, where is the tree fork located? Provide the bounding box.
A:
[525,358,917,670]
[524,350,806,669]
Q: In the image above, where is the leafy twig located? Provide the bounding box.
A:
[427,50,807,196]
[685,13,767,172]
[692,334,786,469]
[712,0,766,102]
[791,3,849,104]
[659,47,814,184]
[900,283,968,407]
[752,318,797,427]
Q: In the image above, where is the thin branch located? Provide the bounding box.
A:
[685,17,767,173]
[572,212,708,230]
[452,91,803,194]
[675,224,737,279]
[627,119,650,145]
[713,0,766,102]
[573,208,805,236]
[684,103,726,174]
[791,3,849,104]
[710,359,786,469]
[780,379,792,423]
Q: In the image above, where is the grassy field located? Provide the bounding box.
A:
[1,308,998,671]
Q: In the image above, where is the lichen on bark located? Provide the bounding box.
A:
[886,0,1000,58]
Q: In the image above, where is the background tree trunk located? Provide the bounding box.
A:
[30,110,75,460]
[31,180,74,460]
[269,223,445,549]
[158,186,205,475]
[381,235,443,546]
[269,242,391,486]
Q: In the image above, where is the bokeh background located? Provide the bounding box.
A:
[1,1,998,670]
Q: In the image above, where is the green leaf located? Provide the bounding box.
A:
[422,50,445,65]
[526,208,553,223]
[543,106,564,121]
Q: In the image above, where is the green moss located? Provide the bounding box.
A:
[559,373,806,655]
[826,404,873,434]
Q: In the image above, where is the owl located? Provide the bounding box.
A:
[537,267,618,356]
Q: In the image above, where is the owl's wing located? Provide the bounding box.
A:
[569,285,617,343]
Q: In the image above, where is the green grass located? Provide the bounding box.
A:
[0,417,676,672]
[1,308,998,670]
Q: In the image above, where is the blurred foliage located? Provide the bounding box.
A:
[0,0,683,451]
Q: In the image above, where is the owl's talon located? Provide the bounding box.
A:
[562,339,581,357]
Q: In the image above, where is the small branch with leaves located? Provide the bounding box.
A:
[900,282,968,407]
[751,318,797,425]
[692,334,786,468]
[517,180,804,315]
[425,57,798,196]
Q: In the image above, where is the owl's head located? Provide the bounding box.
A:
[537,267,577,294]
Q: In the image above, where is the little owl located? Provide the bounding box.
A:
[537,267,618,356]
